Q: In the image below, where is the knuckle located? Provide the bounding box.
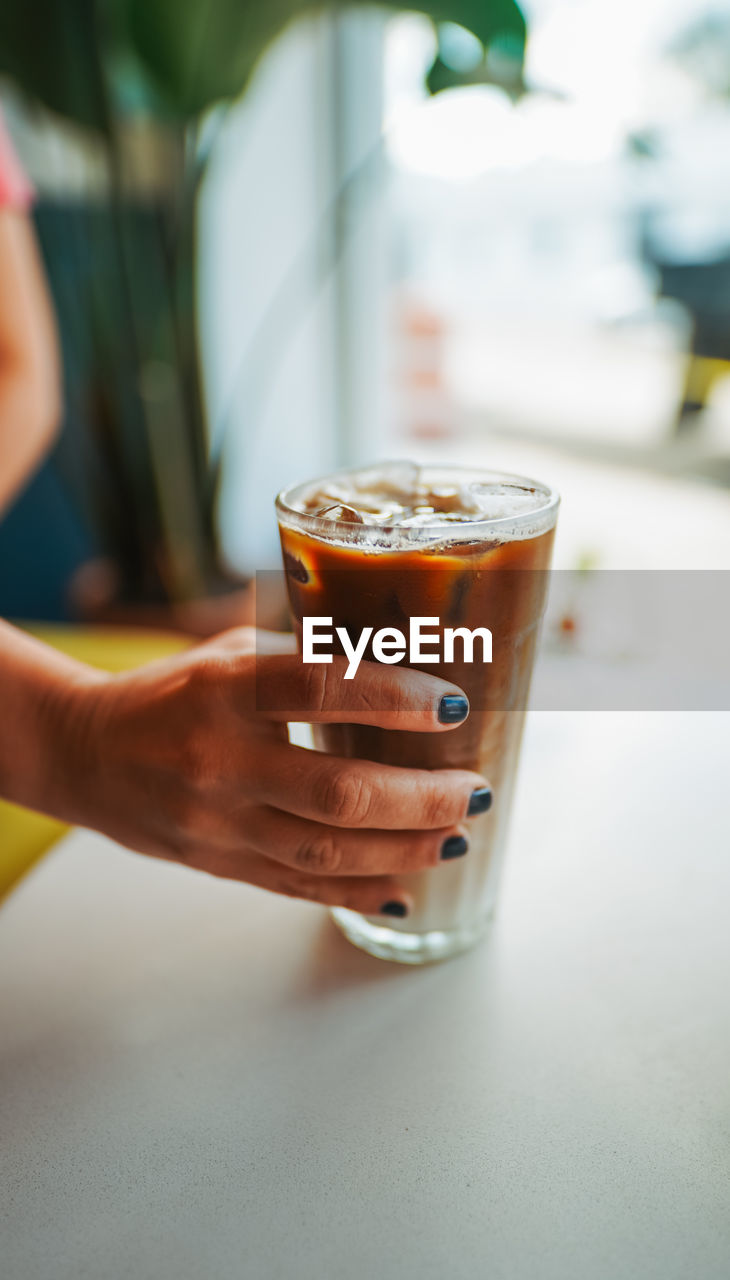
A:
[421,783,457,829]
[185,657,218,695]
[315,768,371,826]
[231,626,257,653]
[295,832,342,874]
[181,660,225,715]
[385,667,413,713]
[302,661,330,713]
[358,665,391,713]
[176,733,213,794]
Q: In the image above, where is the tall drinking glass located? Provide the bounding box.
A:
[276,464,559,963]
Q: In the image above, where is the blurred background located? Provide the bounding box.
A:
[1,0,730,632]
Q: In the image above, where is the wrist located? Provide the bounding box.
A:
[0,621,110,823]
[38,663,111,826]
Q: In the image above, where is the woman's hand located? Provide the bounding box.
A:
[59,628,489,918]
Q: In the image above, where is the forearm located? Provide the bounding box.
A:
[0,210,61,516]
[0,620,105,820]
[0,368,60,512]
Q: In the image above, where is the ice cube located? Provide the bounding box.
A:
[315,503,364,524]
[457,484,485,515]
[422,484,483,516]
[468,482,539,520]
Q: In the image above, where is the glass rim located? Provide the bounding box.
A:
[276,463,560,545]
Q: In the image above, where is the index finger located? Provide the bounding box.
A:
[252,654,469,731]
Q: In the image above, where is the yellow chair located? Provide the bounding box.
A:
[0,626,188,899]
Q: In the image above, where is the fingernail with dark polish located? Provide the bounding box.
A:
[439,695,469,724]
[441,835,468,860]
[381,900,408,918]
[467,786,493,816]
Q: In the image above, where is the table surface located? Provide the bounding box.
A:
[2,711,730,1280]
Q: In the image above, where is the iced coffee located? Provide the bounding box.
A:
[276,463,558,963]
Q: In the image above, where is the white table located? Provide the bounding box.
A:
[2,712,729,1280]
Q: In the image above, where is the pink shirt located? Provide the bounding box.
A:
[0,112,33,210]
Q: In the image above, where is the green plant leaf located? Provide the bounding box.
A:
[124,0,526,119]
[1,1,525,130]
[426,24,526,98]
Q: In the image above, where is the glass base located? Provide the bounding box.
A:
[330,906,495,965]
